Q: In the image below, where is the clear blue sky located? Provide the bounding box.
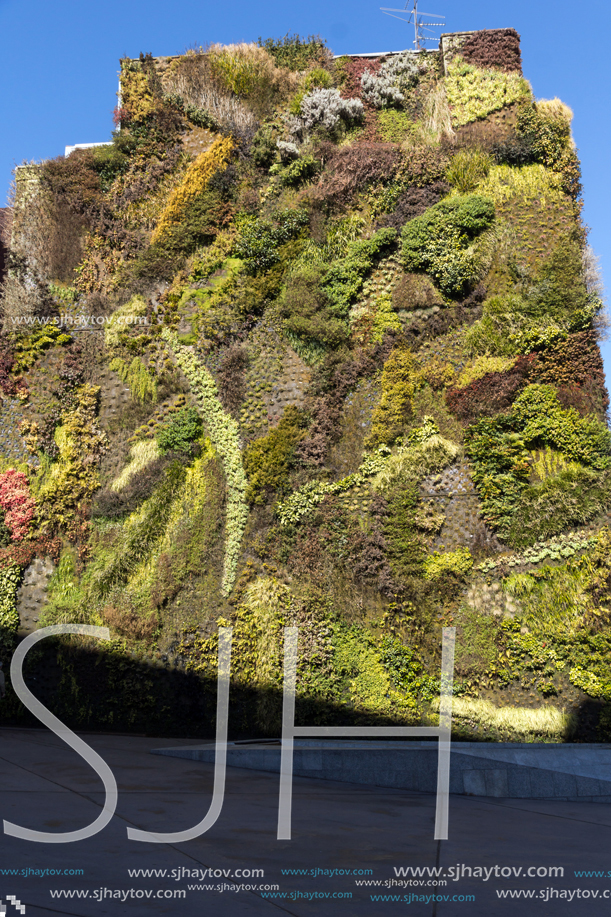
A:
[2,0,610,379]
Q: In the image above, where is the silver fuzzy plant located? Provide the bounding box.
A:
[361,52,425,109]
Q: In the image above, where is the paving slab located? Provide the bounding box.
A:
[1,728,611,915]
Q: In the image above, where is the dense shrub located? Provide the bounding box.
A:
[250,125,277,168]
[243,406,308,504]
[465,384,611,537]
[512,385,611,469]
[281,265,348,351]
[273,154,321,188]
[290,88,364,138]
[311,142,402,205]
[361,51,425,108]
[516,101,572,169]
[401,194,495,296]
[235,209,309,274]
[460,29,523,74]
[282,227,397,353]
[156,407,203,454]
[466,240,597,356]
[366,345,415,448]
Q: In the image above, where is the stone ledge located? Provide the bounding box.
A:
[152,740,611,800]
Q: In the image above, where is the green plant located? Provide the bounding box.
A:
[465,385,611,539]
[243,406,308,504]
[366,346,415,448]
[0,564,21,635]
[110,357,157,403]
[155,407,203,454]
[446,148,492,193]
[377,110,414,143]
[401,194,495,297]
[445,57,531,127]
[275,155,320,188]
[424,547,473,580]
[258,34,329,72]
[162,330,248,595]
[235,209,309,274]
[304,68,333,90]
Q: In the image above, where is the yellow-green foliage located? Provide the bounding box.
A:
[111,440,161,493]
[377,109,414,143]
[119,64,157,122]
[475,164,578,284]
[371,294,402,343]
[162,329,247,595]
[417,355,455,390]
[446,148,492,193]
[36,385,108,533]
[152,136,234,245]
[366,346,415,448]
[39,549,93,627]
[503,561,590,636]
[457,355,517,387]
[424,547,473,580]
[276,448,391,526]
[86,444,222,625]
[530,446,580,483]
[445,58,531,127]
[372,434,459,492]
[11,326,72,372]
[109,357,157,404]
[105,295,148,348]
[243,406,307,505]
[439,696,573,740]
[0,564,21,634]
[478,163,565,206]
[206,42,297,106]
[232,576,291,729]
[334,626,417,715]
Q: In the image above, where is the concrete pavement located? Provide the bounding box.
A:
[0,727,610,915]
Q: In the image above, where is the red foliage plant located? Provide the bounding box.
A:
[445,354,536,423]
[0,335,18,395]
[310,142,401,206]
[0,470,36,541]
[532,330,609,420]
[337,57,383,141]
[339,57,383,100]
[460,29,522,74]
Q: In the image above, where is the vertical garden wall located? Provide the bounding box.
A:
[0,30,609,742]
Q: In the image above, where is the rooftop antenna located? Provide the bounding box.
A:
[380,0,445,49]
